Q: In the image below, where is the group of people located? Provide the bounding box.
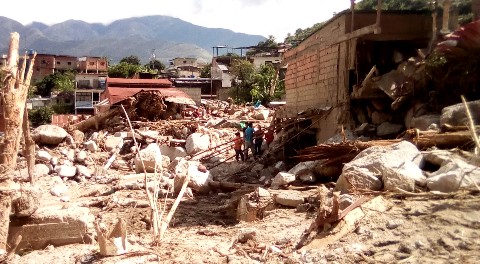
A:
[233,122,274,162]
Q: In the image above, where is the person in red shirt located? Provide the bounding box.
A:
[264,127,274,147]
[233,132,245,161]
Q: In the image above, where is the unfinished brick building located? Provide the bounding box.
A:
[282,10,432,144]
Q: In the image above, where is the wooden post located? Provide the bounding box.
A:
[0,32,36,255]
[441,0,452,34]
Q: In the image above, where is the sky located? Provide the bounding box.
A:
[1,0,353,41]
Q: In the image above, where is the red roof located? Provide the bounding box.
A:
[106,77,172,87]
[102,87,195,105]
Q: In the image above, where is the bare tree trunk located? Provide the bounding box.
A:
[0,192,11,254]
[22,107,35,185]
[0,32,36,255]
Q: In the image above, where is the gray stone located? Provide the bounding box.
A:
[426,156,480,192]
[55,165,77,177]
[76,150,87,163]
[376,122,404,137]
[50,156,58,166]
[76,165,92,178]
[338,194,354,210]
[134,143,163,173]
[50,182,68,197]
[104,136,124,152]
[36,150,52,162]
[185,133,211,155]
[66,149,75,161]
[440,99,480,127]
[32,125,68,145]
[271,172,296,188]
[336,141,423,193]
[84,140,98,152]
[274,191,304,207]
[173,158,212,194]
[411,115,440,131]
[34,163,50,177]
[382,161,425,192]
[159,145,187,160]
[371,111,392,125]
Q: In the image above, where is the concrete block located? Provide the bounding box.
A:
[8,206,94,253]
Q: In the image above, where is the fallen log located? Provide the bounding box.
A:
[294,129,477,162]
[74,107,121,132]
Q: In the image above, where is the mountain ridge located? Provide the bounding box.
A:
[0,15,266,64]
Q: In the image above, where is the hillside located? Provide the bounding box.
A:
[0,15,266,64]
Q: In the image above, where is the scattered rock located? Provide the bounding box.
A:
[32,125,68,145]
[34,163,51,177]
[135,143,163,173]
[274,191,304,207]
[84,140,98,152]
[271,172,295,188]
[55,165,77,177]
[185,133,211,155]
[36,150,52,162]
[104,136,124,152]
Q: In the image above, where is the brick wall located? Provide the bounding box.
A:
[284,15,348,124]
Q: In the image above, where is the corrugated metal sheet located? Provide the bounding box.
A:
[103,87,196,105]
[106,78,172,86]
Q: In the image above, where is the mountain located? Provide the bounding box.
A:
[0,15,266,64]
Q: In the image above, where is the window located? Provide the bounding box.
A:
[42,60,46,64]
[68,62,72,65]
[89,62,95,66]
[92,92,100,101]
[100,62,105,66]
[65,99,71,104]
[57,61,60,65]
[76,92,91,102]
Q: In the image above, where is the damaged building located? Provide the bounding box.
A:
[282,10,434,146]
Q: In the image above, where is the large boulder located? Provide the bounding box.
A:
[440,100,480,127]
[336,141,425,193]
[424,150,480,192]
[159,145,187,160]
[173,158,212,194]
[135,143,163,173]
[185,133,211,155]
[288,161,318,183]
[32,125,68,145]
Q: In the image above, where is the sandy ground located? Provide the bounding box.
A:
[9,163,480,264]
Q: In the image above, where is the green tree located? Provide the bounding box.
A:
[356,0,473,24]
[251,64,284,103]
[284,22,325,45]
[145,59,165,72]
[28,105,54,125]
[200,63,211,78]
[34,71,75,97]
[356,0,430,10]
[108,62,142,78]
[247,35,279,56]
[230,59,256,102]
[120,55,141,65]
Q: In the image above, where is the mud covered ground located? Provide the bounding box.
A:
[11,177,480,264]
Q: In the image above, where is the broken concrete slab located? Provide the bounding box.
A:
[274,191,305,208]
[271,172,296,189]
[8,206,95,253]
